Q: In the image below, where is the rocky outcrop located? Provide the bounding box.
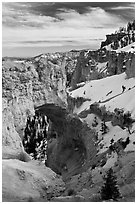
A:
[71,49,135,89]
[2,98,31,161]
[32,55,67,106]
[125,52,135,78]
[67,95,91,113]
[101,20,135,49]
[32,50,80,88]
[71,51,89,87]
[2,54,69,140]
[70,50,107,89]
[101,32,126,48]
[107,51,135,78]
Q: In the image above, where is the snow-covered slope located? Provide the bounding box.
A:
[70,72,135,117]
[69,71,135,172]
[116,42,135,53]
[98,122,135,154]
[105,42,135,53]
[96,62,108,73]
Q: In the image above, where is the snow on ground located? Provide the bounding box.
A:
[73,101,91,114]
[70,72,135,158]
[97,122,135,154]
[70,72,135,115]
[104,88,135,118]
[105,42,135,53]
[14,60,25,63]
[76,82,86,87]
[82,112,134,156]
[124,135,135,152]
[104,44,113,51]
[103,152,118,169]
[124,123,135,152]
[82,113,95,125]
[116,42,135,53]
[96,62,108,73]
[82,113,102,131]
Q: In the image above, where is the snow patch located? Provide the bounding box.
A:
[103,152,118,169]
[116,42,135,53]
[98,122,135,154]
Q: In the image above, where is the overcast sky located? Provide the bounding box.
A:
[2,2,135,57]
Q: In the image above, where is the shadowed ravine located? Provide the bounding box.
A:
[35,103,97,181]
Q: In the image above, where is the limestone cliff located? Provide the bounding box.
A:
[107,51,135,78]
[70,50,107,89]
[2,55,68,201]
[69,48,135,90]
[2,98,30,161]
[2,54,68,138]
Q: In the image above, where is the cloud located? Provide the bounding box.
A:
[110,6,134,10]
[109,3,135,10]
[2,2,135,57]
[56,7,126,29]
[2,3,58,28]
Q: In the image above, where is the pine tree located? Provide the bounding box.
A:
[100,121,108,135]
[100,168,121,201]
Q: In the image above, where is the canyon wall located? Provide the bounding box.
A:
[35,104,97,180]
[70,49,135,90]
[2,55,68,161]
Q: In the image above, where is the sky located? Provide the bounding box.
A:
[2,2,135,57]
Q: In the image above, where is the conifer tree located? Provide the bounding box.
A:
[100,168,121,201]
[100,121,108,135]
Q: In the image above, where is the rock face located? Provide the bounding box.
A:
[101,20,135,49]
[2,159,65,202]
[70,50,107,89]
[101,32,126,48]
[70,48,135,90]
[107,51,135,78]
[125,52,135,78]
[2,98,31,161]
[32,55,67,107]
[2,55,68,201]
[2,54,68,139]
[71,51,90,88]
[2,50,81,160]
[2,92,66,202]
[36,104,97,180]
